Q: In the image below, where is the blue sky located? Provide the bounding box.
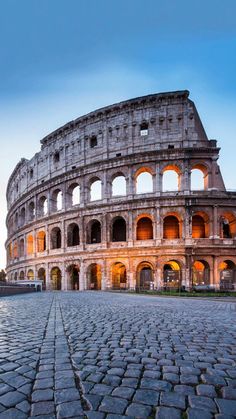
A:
[0,0,236,268]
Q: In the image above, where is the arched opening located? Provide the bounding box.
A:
[220,213,236,238]
[111,262,127,290]
[112,175,126,196]
[136,262,154,291]
[38,196,48,217]
[19,239,24,258]
[14,272,18,281]
[136,170,153,194]
[68,183,80,207]
[112,217,126,242]
[51,227,61,249]
[38,268,46,290]
[19,270,24,280]
[27,269,34,280]
[90,179,102,201]
[28,201,35,221]
[15,213,18,230]
[51,267,61,290]
[192,260,210,287]
[87,264,102,290]
[219,260,236,290]
[67,223,80,247]
[137,217,153,240]
[67,264,80,290]
[27,235,34,255]
[87,220,101,244]
[52,189,63,212]
[37,231,46,252]
[162,167,180,192]
[13,242,18,259]
[192,215,205,238]
[20,207,26,226]
[163,215,180,239]
[191,165,208,190]
[163,261,181,289]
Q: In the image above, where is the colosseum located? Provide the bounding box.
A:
[5,90,236,291]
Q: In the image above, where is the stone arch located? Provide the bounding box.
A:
[90,177,102,201]
[163,260,182,289]
[13,241,18,258]
[38,196,48,217]
[111,262,127,289]
[192,211,209,238]
[86,219,102,244]
[191,163,209,190]
[66,264,80,290]
[51,227,61,249]
[14,212,19,230]
[135,168,153,194]
[111,216,126,242]
[162,165,182,192]
[136,215,153,240]
[51,189,63,212]
[140,121,149,136]
[51,267,61,290]
[220,212,236,238]
[19,207,26,226]
[219,260,236,290]
[163,214,180,239]
[111,173,127,196]
[87,263,102,290]
[37,231,46,252]
[27,234,34,255]
[14,272,18,281]
[27,269,34,280]
[192,260,210,287]
[19,270,25,280]
[19,238,24,257]
[136,261,154,290]
[38,268,46,290]
[28,201,35,221]
[68,183,80,207]
[67,223,80,247]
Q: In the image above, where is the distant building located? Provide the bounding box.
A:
[5,91,236,291]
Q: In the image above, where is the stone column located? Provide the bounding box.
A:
[45,263,50,290]
[79,259,85,291]
[61,262,66,291]
[213,206,219,238]
[213,256,219,289]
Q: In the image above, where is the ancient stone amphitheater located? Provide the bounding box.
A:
[5,90,236,291]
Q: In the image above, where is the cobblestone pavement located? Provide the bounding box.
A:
[0,292,236,419]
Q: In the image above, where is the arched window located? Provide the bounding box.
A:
[72,185,80,206]
[112,175,126,196]
[51,227,61,249]
[163,215,180,239]
[191,165,207,190]
[137,217,153,240]
[52,189,63,212]
[19,270,25,280]
[163,260,181,289]
[162,167,180,192]
[87,220,101,244]
[192,215,205,238]
[27,235,34,255]
[112,217,126,242]
[90,179,102,201]
[28,201,35,220]
[136,171,153,194]
[111,262,127,289]
[20,207,26,226]
[67,223,80,247]
[37,231,46,252]
[19,239,24,257]
[38,196,48,216]
[220,213,236,238]
[192,260,210,286]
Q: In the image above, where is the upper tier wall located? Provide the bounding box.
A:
[7,91,213,208]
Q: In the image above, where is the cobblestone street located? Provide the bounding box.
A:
[0,292,236,418]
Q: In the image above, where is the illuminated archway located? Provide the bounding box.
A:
[192,260,210,287]
[111,262,127,289]
[27,269,34,280]
[163,215,180,239]
[38,268,46,290]
[87,264,102,290]
[27,235,34,255]
[219,260,236,290]
[51,267,61,290]
[136,217,153,240]
[163,260,181,289]
[67,264,80,290]
[220,212,236,238]
[37,231,46,252]
[136,262,154,290]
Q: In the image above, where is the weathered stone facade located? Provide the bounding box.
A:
[5,90,236,290]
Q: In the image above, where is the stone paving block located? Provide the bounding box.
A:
[0,384,14,396]
[31,389,54,402]
[98,395,128,414]
[140,378,172,391]
[15,400,30,413]
[31,401,55,416]
[221,386,236,399]
[196,384,217,397]
[188,395,217,413]
[174,384,195,395]
[160,391,186,409]
[112,386,135,400]
[186,407,213,419]
[0,390,25,408]
[155,406,182,419]
[55,387,80,404]
[0,408,28,419]
[56,400,83,418]
[54,378,75,390]
[215,398,236,416]
[86,412,105,419]
[126,402,153,418]
[90,384,114,396]
[33,378,54,390]
[133,389,159,405]
[180,374,199,385]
